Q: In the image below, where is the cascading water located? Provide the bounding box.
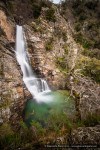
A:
[15,25,52,103]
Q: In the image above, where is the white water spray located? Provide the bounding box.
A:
[15,25,51,103]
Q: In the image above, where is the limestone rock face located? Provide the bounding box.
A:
[0,8,26,124]
[71,125,100,145]
[69,75,100,120]
[0,10,14,41]
[0,1,100,139]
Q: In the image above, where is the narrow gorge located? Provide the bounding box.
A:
[0,0,100,149]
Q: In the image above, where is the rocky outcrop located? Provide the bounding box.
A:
[0,1,100,148]
[69,75,100,121]
[0,8,26,125]
[71,125,100,145]
[22,8,82,90]
[0,10,14,41]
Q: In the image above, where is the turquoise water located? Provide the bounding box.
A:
[23,90,75,128]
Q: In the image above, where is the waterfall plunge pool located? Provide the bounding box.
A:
[23,90,75,130]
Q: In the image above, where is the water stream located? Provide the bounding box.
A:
[15,25,51,103]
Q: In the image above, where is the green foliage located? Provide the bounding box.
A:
[55,57,66,70]
[45,38,53,51]
[31,121,46,136]
[75,23,81,32]
[40,0,52,8]
[82,49,100,60]
[76,56,100,83]
[72,0,82,9]
[0,122,34,149]
[32,4,42,19]
[83,58,100,83]
[76,113,100,128]
[62,44,68,54]
[45,7,56,22]
[83,113,100,127]
[6,1,14,12]
[31,20,45,34]
[79,13,87,21]
[62,32,67,41]
[74,33,91,49]
[73,7,84,17]
[47,112,73,134]
[31,22,38,32]
[54,27,67,41]
[85,1,98,10]
[30,0,44,19]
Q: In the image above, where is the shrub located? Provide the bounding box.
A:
[74,33,91,49]
[45,7,56,22]
[0,122,34,149]
[75,23,81,32]
[72,0,82,9]
[45,38,53,51]
[83,58,100,83]
[63,44,68,55]
[83,113,100,127]
[40,0,52,8]
[55,57,66,70]
[32,4,42,19]
[79,13,87,21]
[76,56,100,83]
[62,31,67,41]
[82,49,100,60]
[85,1,98,10]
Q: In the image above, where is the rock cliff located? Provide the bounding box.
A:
[0,0,100,148]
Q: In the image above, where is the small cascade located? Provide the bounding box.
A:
[15,25,51,103]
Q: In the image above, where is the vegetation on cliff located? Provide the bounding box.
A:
[0,0,100,149]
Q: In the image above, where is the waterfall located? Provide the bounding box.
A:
[15,25,51,103]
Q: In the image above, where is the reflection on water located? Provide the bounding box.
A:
[23,90,75,127]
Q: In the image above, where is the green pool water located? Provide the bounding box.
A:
[23,90,75,128]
